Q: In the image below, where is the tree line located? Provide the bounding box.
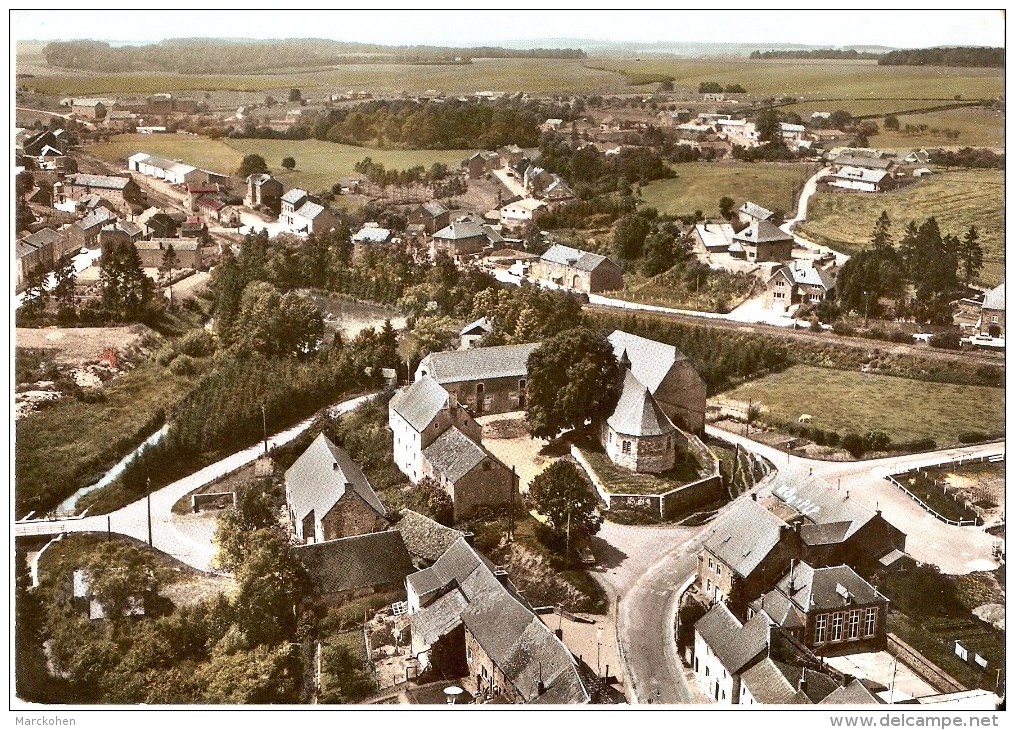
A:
[749,49,883,60]
[878,47,1004,68]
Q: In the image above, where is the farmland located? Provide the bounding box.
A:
[871,106,1005,150]
[597,58,1003,101]
[795,170,1004,286]
[83,134,472,191]
[723,365,1004,447]
[639,161,814,218]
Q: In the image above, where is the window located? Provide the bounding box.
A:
[622,440,632,454]
[715,563,722,578]
[467,644,473,663]
[747,607,755,620]
[864,607,877,637]
[991,315,999,324]
[706,578,712,593]
[814,614,827,644]
[705,665,710,677]
[848,610,861,640]
[695,657,699,673]
[831,612,844,642]
[708,557,714,570]
[774,291,785,299]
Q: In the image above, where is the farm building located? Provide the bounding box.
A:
[827,166,895,193]
[128,153,208,186]
[533,244,624,295]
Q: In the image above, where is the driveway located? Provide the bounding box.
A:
[780,166,850,266]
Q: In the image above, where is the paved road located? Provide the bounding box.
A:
[15,394,378,571]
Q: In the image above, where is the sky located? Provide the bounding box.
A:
[10,9,1006,49]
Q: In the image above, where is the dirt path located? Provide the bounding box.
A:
[16,325,151,364]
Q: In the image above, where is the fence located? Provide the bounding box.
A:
[884,452,1004,527]
[888,633,966,695]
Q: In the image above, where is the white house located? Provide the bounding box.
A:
[499,197,545,227]
[827,166,893,193]
[693,602,771,704]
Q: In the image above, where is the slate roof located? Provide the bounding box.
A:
[352,225,392,243]
[420,201,449,217]
[418,342,541,384]
[738,201,775,221]
[741,658,809,704]
[776,562,887,613]
[282,188,308,204]
[22,228,63,248]
[835,155,893,170]
[832,166,890,184]
[460,316,493,336]
[607,330,686,395]
[433,220,488,241]
[799,521,853,546]
[389,377,450,432]
[752,588,806,630]
[771,473,882,541]
[392,509,464,564]
[694,222,735,250]
[407,537,589,704]
[284,434,386,527]
[295,531,413,596]
[695,602,770,674]
[733,220,794,244]
[66,173,131,191]
[773,261,836,291]
[777,664,843,703]
[100,221,143,237]
[540,244,614,273]
[76,208,116,231]
[295,201,326,220]
[702,498,788,579]
[137,154,197,175]
[982,282,1004,311]
[820,679,882,705]
[423,427,489,484]
[607,369,677,437]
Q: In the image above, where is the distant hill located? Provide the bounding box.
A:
[493,38,898,57]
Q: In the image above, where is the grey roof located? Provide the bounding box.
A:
[352,225,391,243]
[433,220,487,241]
[771,473,881,540]
[733,220,793,244]
[101,221,142,237]
[702,498,788,579]
[389,377,450,432]
[22,229,62,247]
[76,208,115,231]
[419,342,541,385]
[66,173,131,191]
[16,240,42,258]
[144,238,201,252]
[772,261,835,290]
[776,562,887,613]
[833,166,890,184]
[137,154,196,174]
[982,282,1004,311]
[695,602,770,674]
[607,330,686,395]
[752,588,806,630]
[820,679,882,705]
[420,201,449,217]
[247,173,278,186]
[285,433,386,525]
[540,244,613,273]
[460,316,493,336]
[281,188,308,204]
[295,531,413,596]
[741,658,809,704]
[392,509,464,564]
[835,155,893,170]
[799,521,853,546]
[607,369,677,437]
[738,201,774,220]
[295,201,326,220]
[422,427,489,485]
[407,537,589,704]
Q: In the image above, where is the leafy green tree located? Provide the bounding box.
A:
[281,156,296,170]
[51,259,77,309]
[405,477,454,526]
[215,482,280,571]
[287,88,302,103]
[99,242,155,321]
[194,643,302,704]
[231,282,324,358]
[884,114,900,131]
[237,154,269,178]
[612,214,651,260]
[529,461,602,552]
[755,108,781,144]
[83,542,161,625]
[958,226,984,284]
[718,196,735,220]
[318,643,376,704]
[869,211,892,252]
[232,528,309,647]
[525,328,621,440]
[20,268,49,318]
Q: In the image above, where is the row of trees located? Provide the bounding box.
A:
[698,81,747,94]
[536,136,675,198]
[878,47,1004,68]
[352,157,466,199]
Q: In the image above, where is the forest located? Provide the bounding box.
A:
[877,46,1003,68]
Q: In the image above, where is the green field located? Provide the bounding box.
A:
[872,106,1005,149]
[599,58,1003,101]
[640,162,814,218]
[84,134,472,191]
[724,365,1005,447]
[781,99,969,117]
[796,169,1004,286]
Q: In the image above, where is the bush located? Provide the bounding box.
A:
[864,430,892,452]
[842,432,867,458]
[930,331,962,350]
[156,347,178,367]
[177,329,216,358]
[824,430,841,447]
[832,321,855,336]
[889,330,912,344]
[958,431,989,444]
[168,354,196,376]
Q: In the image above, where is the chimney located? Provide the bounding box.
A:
[798,673,808,695]
[462,531,476,546]
[751,492,758,501]
[789,559,796,591]
[332,462,338,471]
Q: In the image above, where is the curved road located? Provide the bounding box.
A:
[15,393,378,571]
[593,432,1003,704]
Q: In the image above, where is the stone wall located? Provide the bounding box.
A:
[320,490,388,542]
[444,375,527,418]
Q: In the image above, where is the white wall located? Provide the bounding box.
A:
[693,631,736,704]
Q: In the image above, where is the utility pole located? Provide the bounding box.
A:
[146,482,153,548]
[261,403,268,455]
[566,508,572,567]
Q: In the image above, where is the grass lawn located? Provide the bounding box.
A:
[796,170,1004,286]
[597,58,1003,101]
[640,162,813,219]
[897,472,979,523]
[84,134,472,191]
[723,365,1004,447]
[576,439,707,496]
[15,363,196,516]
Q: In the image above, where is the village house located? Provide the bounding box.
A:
[97,221,143,252]
[58,173,145,214]
[103,110,137,131]
[730,220,794,263]
[53,192,115,216]
[765,261,837,314]
[16,229,63,290]
[533,244,624,295]
[408,201,451,235]
[693,602,771,703]
[195,196,235,224]
[407,537,590,704]
[278,188,339,235]
[692,221,736,254]
[134,208,179,239]
[351,223,393,259]
[17,128,68,157]
[499,197,546,228]
[827,166,895,193]
[70,99,108,119]
[135,239,203,270]
[178,217,208,241]
[607,330,707,433]
[459,316,494,350]
[464,151,501,179]
[244,174,284,209]
[497,144,526,166]
[285,433,389,544]
[393,509,466,568]
[431,220,494,261]
[294,531,415,608]
[128,152,208,186]
[65,208,116,250]
[977,282,1005,338]
[697,497,802,609]
[183,183,220,210]
[749,562,890,656]
[414,342,539,417]
[737,201,775,228]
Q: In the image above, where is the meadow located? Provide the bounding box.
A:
[723,364,1005,446]
[795,170,1004,286]
[639,161,814,218]
[871,106,1005,149]
[84,134,472,191]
